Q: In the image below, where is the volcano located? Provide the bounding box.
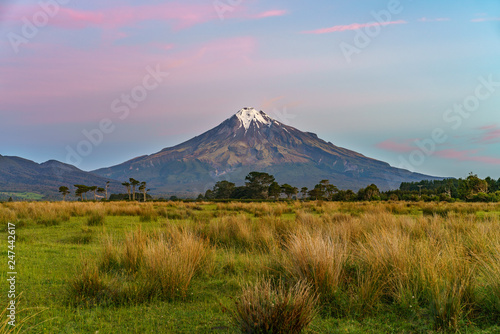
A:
[92,108,442,195]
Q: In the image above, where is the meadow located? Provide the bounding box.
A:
[1,200,500,333]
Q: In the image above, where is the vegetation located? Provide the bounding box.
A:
[199,171,500,203]
[2,200,500,332]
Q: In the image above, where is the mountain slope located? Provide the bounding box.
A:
[93,108,443,195]
[0,155,120,200]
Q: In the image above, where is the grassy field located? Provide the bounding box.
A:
[0,193,44,201]
[1,201,500,333]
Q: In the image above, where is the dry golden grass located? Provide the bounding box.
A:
[5,200,500,331]
[229,278,319,334]
[74,227,216,303]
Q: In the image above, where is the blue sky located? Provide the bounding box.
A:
[0,0,499,179]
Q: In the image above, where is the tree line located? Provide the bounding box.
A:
[396,173,500,202]
[59,182,110,201]
[201,172,500,202]
[57,172,500,202]
[58,178,150,202]
[201,171,383,201]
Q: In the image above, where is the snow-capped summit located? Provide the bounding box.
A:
[235,108,272,130]
[93,107,443,195]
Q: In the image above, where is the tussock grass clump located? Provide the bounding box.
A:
[67,258,113,305]
[139,206,158,222]
[230,279,318,334]
[475,244,500,322]
[418,242,476,330]
[422,206,451,218]
[86,210,105,226]
[121,227,147,272]
[283,230,348,301]
[73,227,214,305]
[65,228,94,244]
[0,207,16,224]
[140,231,211,300]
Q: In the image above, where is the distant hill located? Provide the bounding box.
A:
[0,155,120,200]
[93,108,444,195]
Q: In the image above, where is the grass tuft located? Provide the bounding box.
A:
[230,278,318,334]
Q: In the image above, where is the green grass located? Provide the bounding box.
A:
[2,201,500,333]
[0,192,44,200]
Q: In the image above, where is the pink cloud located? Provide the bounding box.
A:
[471,17,500,22]
[376,139,415,153]
[0,36,259,124]
[476,125,500,144]
[418,17,450,22]
[435,149,500,165]
[303,20,407,34]
[2,4,289,31]
[254,10,287,19]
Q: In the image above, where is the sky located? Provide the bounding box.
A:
[1,0,499,179]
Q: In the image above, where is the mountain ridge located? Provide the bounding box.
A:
[92,108,443,195]
[0,155,121,200]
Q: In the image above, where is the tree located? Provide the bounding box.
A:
[58,186,70,201]
[74,184,88,201]
[213,180,236,199]
[313,180,338,201]
[307,180,336,201]
[75,188,83,201]
[281,184,298,199]
[268,182,281,200]
[129,178,140,201]
[459,173,488,200]
[325,184,339,201]
[230,186,250,199]
[300,187,308,200]
[204,189,214,200]
[97,187,106,200]
[358,184,380,201]
[105,181,110,200]
[333,189,356,201]
[245,172,275,199]
[139,181,148,202]
[308,185,324,200]
[89,186,98,200]
[122,182,131,200]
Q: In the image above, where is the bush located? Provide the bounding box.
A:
[230,279,318,334]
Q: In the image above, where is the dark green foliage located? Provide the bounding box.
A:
[213,180,236,199]
[245,172,275,199]
[357,184,381,201]
[268,181,281,199]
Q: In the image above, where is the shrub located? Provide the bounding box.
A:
[230,279,318,334]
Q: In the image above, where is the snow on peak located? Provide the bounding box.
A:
[235,108,271,130]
